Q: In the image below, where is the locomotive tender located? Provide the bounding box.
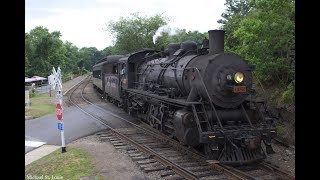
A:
[92,30,276,165]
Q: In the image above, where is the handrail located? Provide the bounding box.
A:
[193,67,223,129]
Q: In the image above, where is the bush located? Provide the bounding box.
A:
[276,124,287,136]
[62,73,75,82]
[29,89,36,97]
[282,81,295,104]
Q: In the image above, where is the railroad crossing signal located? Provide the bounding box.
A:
[50,67,66,153]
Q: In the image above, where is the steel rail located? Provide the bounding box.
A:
[260,162,295,180]
[76,78,257,180]
[218,163,295,180]
[68,75,200,179]
[68,75,295,180]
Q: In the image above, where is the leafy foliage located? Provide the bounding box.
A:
[64,41,80,74]
[234,0,294,84]
[100,46,115,57]
[25,26,67,77]
[78,47,103,70]
[25,26,104,77]
[282,81,295,104]
[218,0,253,25]
[154,29,208,50]
[219,0,295,107]
[107,13,169,54]
[26,2,295,109]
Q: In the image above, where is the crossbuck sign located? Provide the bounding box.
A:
[50,67,62,91]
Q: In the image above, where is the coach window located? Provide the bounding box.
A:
[113,65,118,74]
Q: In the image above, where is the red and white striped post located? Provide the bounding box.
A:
[51,67,66,153]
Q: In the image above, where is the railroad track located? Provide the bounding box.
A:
[218,162,295,180]
[65,75,92,105]
[67,75,295,180]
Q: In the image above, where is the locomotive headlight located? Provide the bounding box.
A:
[234,72,244,83]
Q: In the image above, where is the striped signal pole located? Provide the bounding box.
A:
[51,67,66,153]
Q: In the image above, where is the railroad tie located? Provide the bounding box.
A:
[139,162,162,169]
[160,170,175,177]
[127,149,139,154]
[164,175,184,180]
[114,145,130,150]
[128,153,143,157]
[131,156,149,161]
[113,142,127,146]
[143,165,166,173]
[136,159,157,165]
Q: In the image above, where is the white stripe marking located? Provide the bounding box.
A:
[25,140,46,147]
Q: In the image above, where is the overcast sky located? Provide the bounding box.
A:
[26,0,226,50]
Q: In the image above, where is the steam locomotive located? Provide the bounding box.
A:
[92,30,276,165]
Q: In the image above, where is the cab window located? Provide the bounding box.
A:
[121,63,126,75]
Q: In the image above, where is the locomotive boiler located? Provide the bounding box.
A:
[93,30,277,165]
[137,30,254,108]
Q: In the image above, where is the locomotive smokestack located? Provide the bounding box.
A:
[208,30,224,55]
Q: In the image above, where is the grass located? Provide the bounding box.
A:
[276,124,287,136]
[25,93,56,119]
[25,147,95,180]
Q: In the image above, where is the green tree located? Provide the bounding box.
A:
[64,41,80,74]
[218,0,253,25]
[218,0,253,52]
[78,47,103,71]
[25,33,33,75]
[154,31,171,50]
[25,26,67,77]
[106,13,169,54]
[154,29,208,50]
[232,0,295,84]
[100,46,115,57]
[219,0,295,106]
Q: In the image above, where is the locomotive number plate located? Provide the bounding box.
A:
[233,86,246,93]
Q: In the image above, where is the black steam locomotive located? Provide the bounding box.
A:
[92,30,276,165]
